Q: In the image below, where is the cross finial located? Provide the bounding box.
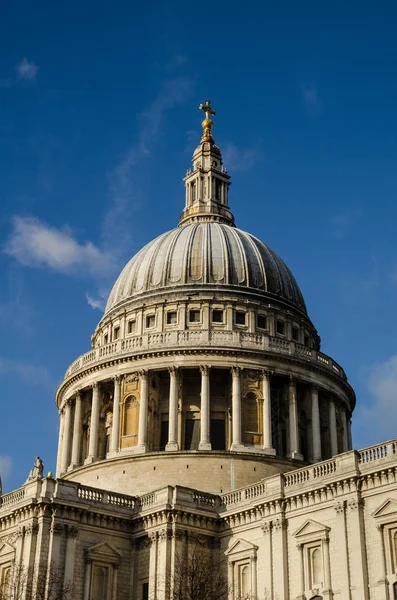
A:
[199,100,216,141]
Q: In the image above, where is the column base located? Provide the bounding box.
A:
[165,442,179,452]
[198,441,212,451]
[262,447,276,456]
[230,443,246,451]
[309,456,322,463]
[106,450,120,459]
[84,456,99,465]
[67,463,81,471]
[288,451,304,460]
[133,444,147,454]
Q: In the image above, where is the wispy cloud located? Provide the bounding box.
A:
[4,73,193,312]
[0,356,54,388]
[301,83,321,114]
[356,355,397,444]
[0,456,12,483]
[16,58,38,82]
[329,209,362,238]
[5,216,113,277]
[221,141,261,172]
[103,76,193,261]
[85,292,107,311]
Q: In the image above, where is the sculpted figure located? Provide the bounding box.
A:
[27,456,44,481]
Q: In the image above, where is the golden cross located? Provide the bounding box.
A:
[199,100,216,141]
[199,100,216,120]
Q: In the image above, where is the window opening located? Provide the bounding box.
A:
[189,310,201,323]
[167,311,177,325]
[292,326,299,342]
[114,326,120,340]
[212,310,224,323]
[128,320,136,334]
[146,315,155,328]
[257,315,267,330]
[235,311,246,325]
[276,320,285,335]
[104,334,109,344]
[142,582,149,600]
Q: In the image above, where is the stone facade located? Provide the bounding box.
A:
[0,103,396,599]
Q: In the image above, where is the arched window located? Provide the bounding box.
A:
[310,596,323,600]
[240,564,250,598]
[92,566,106,600]
[243,392,259,446]
[1,567,11,595]
[123,396,139,440]
[311,547,323,587]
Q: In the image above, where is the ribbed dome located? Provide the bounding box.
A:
[105,223,307,314]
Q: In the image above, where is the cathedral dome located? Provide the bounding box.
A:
[105,222,307,315]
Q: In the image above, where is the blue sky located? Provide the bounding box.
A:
[1,0,397,492]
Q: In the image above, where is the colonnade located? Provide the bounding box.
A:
[56,367,351,477]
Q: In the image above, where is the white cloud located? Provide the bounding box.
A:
[5,216,113,277]
[301,83,321,114]
[0,356,53,388]
[221,142,260,172]
[86,292,107,311]
[16,58,38,82]
[0,456,12,483]
[357,355,397,444]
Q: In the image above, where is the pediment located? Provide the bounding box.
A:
[86,541,121,564]
[225,538,258,557]
[294,519,330,539]
[373,498,397,519]
[0,541,16,558]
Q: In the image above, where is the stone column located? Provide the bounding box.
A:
[56,410,65,477]
[60,400,73,473]
[166,367,179,451]
[109,375,122,454]
[262,371,276,455]
[199,365,211,450]
[329,398,338,456]
[297,543,305,599]
[137,371,149,452]
[341,407,349,452]
[85,382,100,463]
[288,377,302,460]
[70,391,83,469]
[311,386,322,462]
[230,367,244,450]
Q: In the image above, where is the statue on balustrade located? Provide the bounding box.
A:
[26,456,44,482]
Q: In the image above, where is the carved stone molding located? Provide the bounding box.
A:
[50,523,64,536]
[333,500,345,515]
[24,523,39,536]
[347,497,363,512]
[273,518,287,531]
[67,526,79,538]
[124,373,139,383]
[260,520,272,534]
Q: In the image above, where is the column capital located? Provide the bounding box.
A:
[261,369,273,379]
[138,369,149,380]
[199,365,211,375]
[168,366,179,376]
[288,375,296,386]
[91,381,98,390]
[231,366,242,377]
[113,374,123,384]
[75,389,82,400]
[311,384,319,393]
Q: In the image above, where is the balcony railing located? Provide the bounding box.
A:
[64,331,347,382]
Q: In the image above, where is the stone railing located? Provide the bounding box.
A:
[0,487,25,508]
[284,458,337,488]
[63,332,347,382]
[358,440,397,466]
[76,485,136,509]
